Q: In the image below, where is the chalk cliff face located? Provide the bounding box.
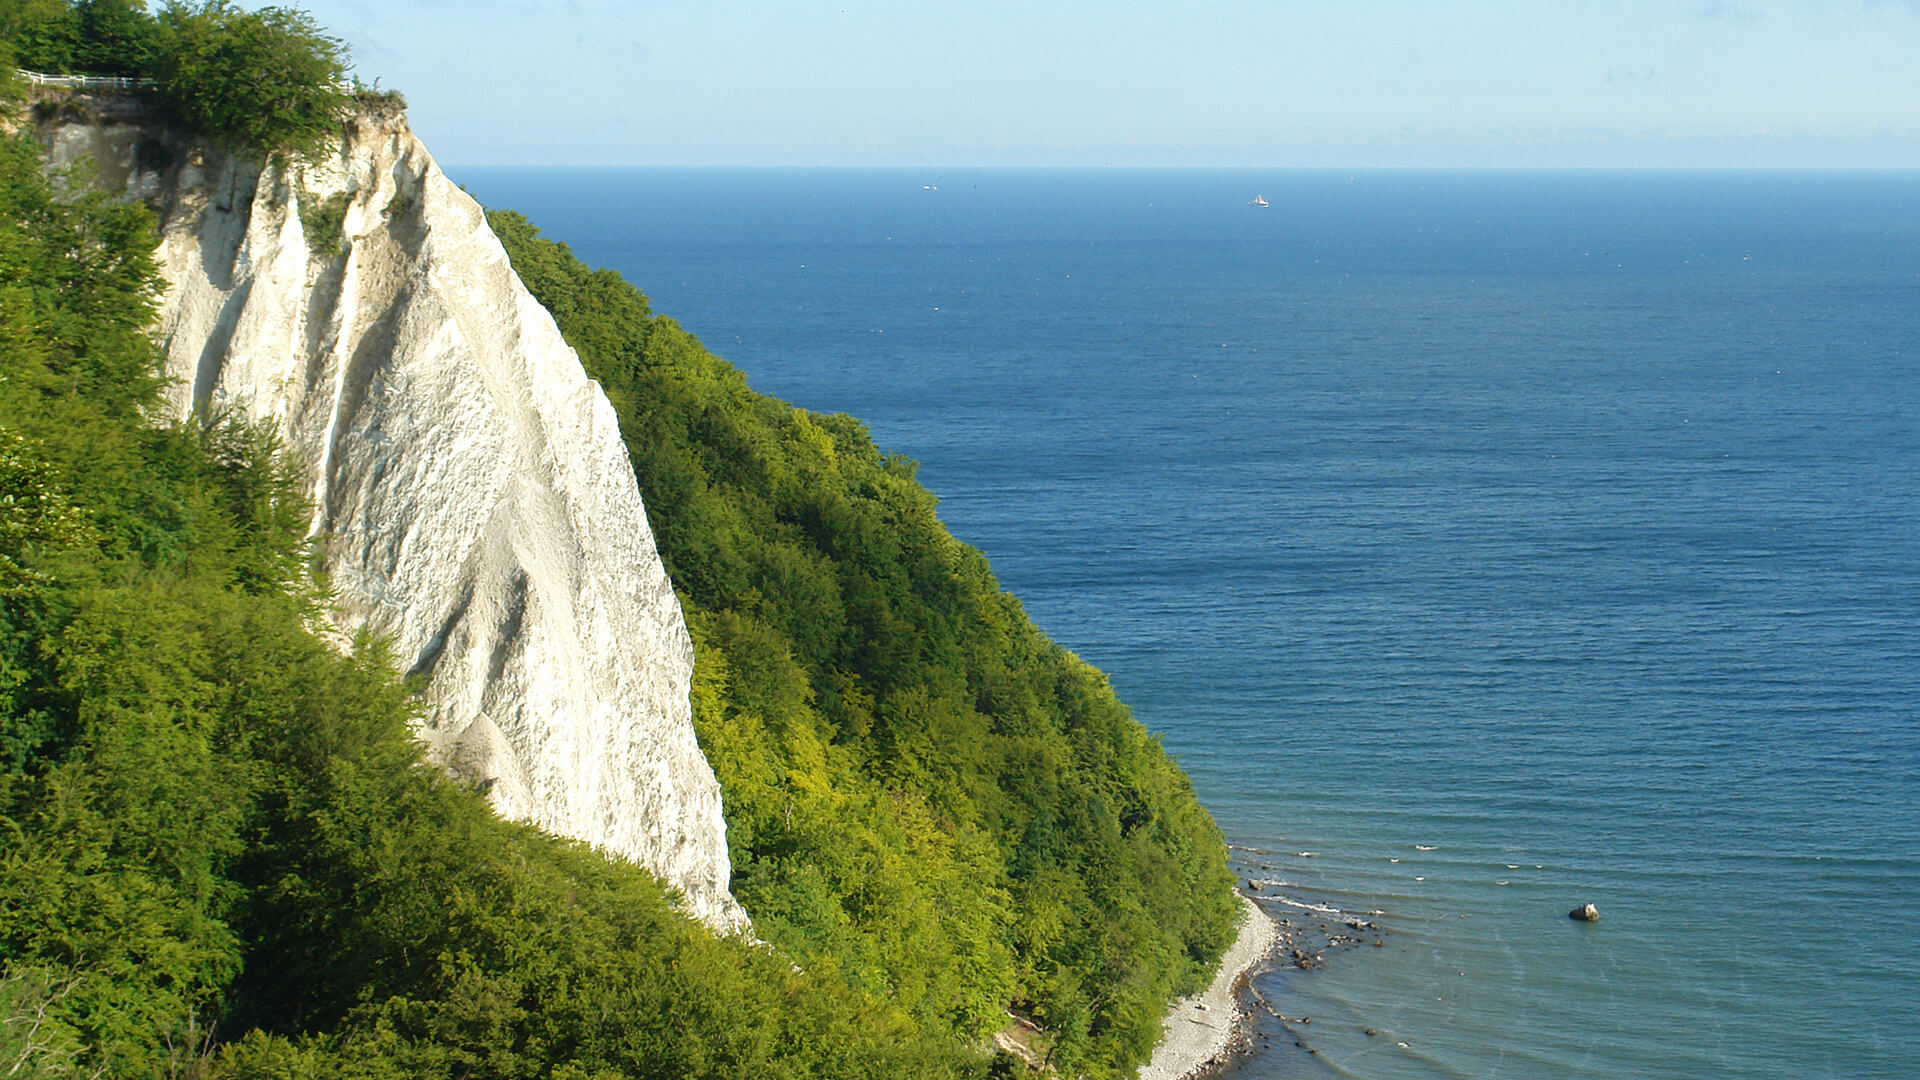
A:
[39,102,746,931]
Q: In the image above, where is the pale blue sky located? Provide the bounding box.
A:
[290,0,1920,166]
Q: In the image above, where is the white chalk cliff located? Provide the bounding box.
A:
[38,101,746,931]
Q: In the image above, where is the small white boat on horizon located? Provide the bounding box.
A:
[1249,195,1269,207]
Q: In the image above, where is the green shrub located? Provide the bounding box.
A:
[2,0,155,77]
[297,189,349,254]
[146,1,349,156]
[72,0,156,76]
[350,78,405,112]
[0,0,81,73]
[0,966,90,1080]
[1,0,359,154]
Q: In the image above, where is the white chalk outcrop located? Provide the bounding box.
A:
[39,102,746,931]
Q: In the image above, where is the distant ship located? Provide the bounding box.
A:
[1249,195,1270,207]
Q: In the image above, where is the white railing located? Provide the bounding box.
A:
[18,69,366,93]
[17,69,154,91]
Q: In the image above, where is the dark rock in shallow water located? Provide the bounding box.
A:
[1569,903,1601,922]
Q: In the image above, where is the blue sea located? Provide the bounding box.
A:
[452,167,1920,1080]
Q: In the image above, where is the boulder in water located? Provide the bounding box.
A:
[1569,903,1601,922]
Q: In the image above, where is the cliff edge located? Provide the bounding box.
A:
[35,96,747,932]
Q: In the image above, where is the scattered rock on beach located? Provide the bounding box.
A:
[1569,903,1601,922]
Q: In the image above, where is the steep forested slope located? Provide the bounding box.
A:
[490,211,1241,1076]
[2,2,1241,1074]
[0,114,972,1080]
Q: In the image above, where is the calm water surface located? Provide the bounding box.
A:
[454,167,1920,1080]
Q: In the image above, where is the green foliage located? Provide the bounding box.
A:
[0,966,90,1079]
[1,13,1239,1068]
[0,136,163,420]
[73,0,157,76]
[0,0,82,73]
[491,209,1242,1077]
[0,432,95,598]
[147,1,349,155]
[298,189,349,254]
[0,1,354,155]
[0,119,978,1079]
[1,0,158,80]
[349,77,405,112]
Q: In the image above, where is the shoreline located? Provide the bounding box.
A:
[1137,893,1280,1080]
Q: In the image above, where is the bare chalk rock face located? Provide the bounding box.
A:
[41,101,747,932]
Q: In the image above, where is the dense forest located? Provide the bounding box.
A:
[486,213,1241,1072]
[0,69,979,1080]
[2,3,1241,1078]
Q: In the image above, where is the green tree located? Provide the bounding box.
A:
[148,1,348,155]
[0,0,81,73]
[73,0,158,77]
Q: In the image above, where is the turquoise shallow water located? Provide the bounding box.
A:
[456,167,1920,1079]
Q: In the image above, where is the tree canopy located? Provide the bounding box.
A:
[490,210,1241,1077]
[1,1,351,155]
[0,122,978,1080]
[147,1,349,155]
[0,3,1243,1071]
